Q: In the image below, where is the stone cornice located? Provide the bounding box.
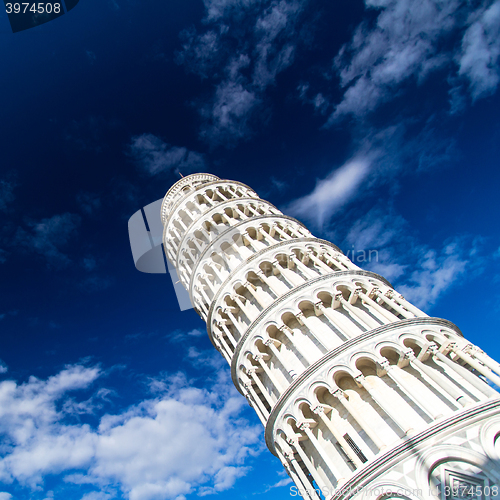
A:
[163,179,257,237]
[161,174,219,223]
[263,316,464,454]
[205,237,345,335]
[186,214,310,297]
[229,270,401,392]
[173,198,280,271]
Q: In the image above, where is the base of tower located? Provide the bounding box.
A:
[317,399,500,500]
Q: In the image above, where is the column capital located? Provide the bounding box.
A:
[403,349,416,361]
[279,324,294,335]
[244,280,256,290]
[298,421,311,431]
[330,388,346,400]
[427,344,439,355]
[311,405,325,415]
[378,359,392,371]
[295,312,305,325]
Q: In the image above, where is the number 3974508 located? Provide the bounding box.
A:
[5,3,61,14]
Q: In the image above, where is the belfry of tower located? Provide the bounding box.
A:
[161,174,500,499]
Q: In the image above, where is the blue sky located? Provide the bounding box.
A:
[0,0,500,499]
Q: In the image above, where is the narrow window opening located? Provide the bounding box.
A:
[343,433,368,463]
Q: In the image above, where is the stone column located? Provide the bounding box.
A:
[299,422,346,484]
[265,339,297,380]
[219,322,238,348]
[244,281,269,308]
[407,352,472,407]
[330,389,387,451]
[246,381,271,419]
[247,368,275,408]
[429,345,498,398]
[355,374,415,436]
[379,360,442,420]
[257,270,281,295]
[254,354,284,393]
[295,312,329,351]
[449,343,500,387]
[312,405,366,468]
[278,447,321,500]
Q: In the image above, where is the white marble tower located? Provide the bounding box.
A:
[161,173,500,500]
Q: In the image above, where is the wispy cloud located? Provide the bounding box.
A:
[285,156,371,228]
[200,81,262,145]
[14,213,81,268]
[79,275,114,293]
[0,364,260,500]
[398,242,470,308]
[340,207,487,309]
[457,0,500,100]
[127,134,206,176]
[300,0,500,123]
[177,0,310,146]
[77,192,102,215]
[261,476,293,493]
[0,179,15,212]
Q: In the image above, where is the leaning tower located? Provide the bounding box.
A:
[161,173,500,500]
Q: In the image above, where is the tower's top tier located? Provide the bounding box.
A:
[160,173,220,224]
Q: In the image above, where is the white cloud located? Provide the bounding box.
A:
[14,213,81,268]
[80,493,113,500]
[178,0,309,145]
[77,192,102,215]
[308,0,500,123]
[128,134,206,176]
[398,243,470,308]
[329,0,462,121]
[0,493,12,500]
[261,476,292,493]
[0,365,260,500]
[200,81,261,145]
[338,207,486,309]
[457,0,500,99]
[0,180,15,212]
[285,157,371,228]
[202,0,261,22]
